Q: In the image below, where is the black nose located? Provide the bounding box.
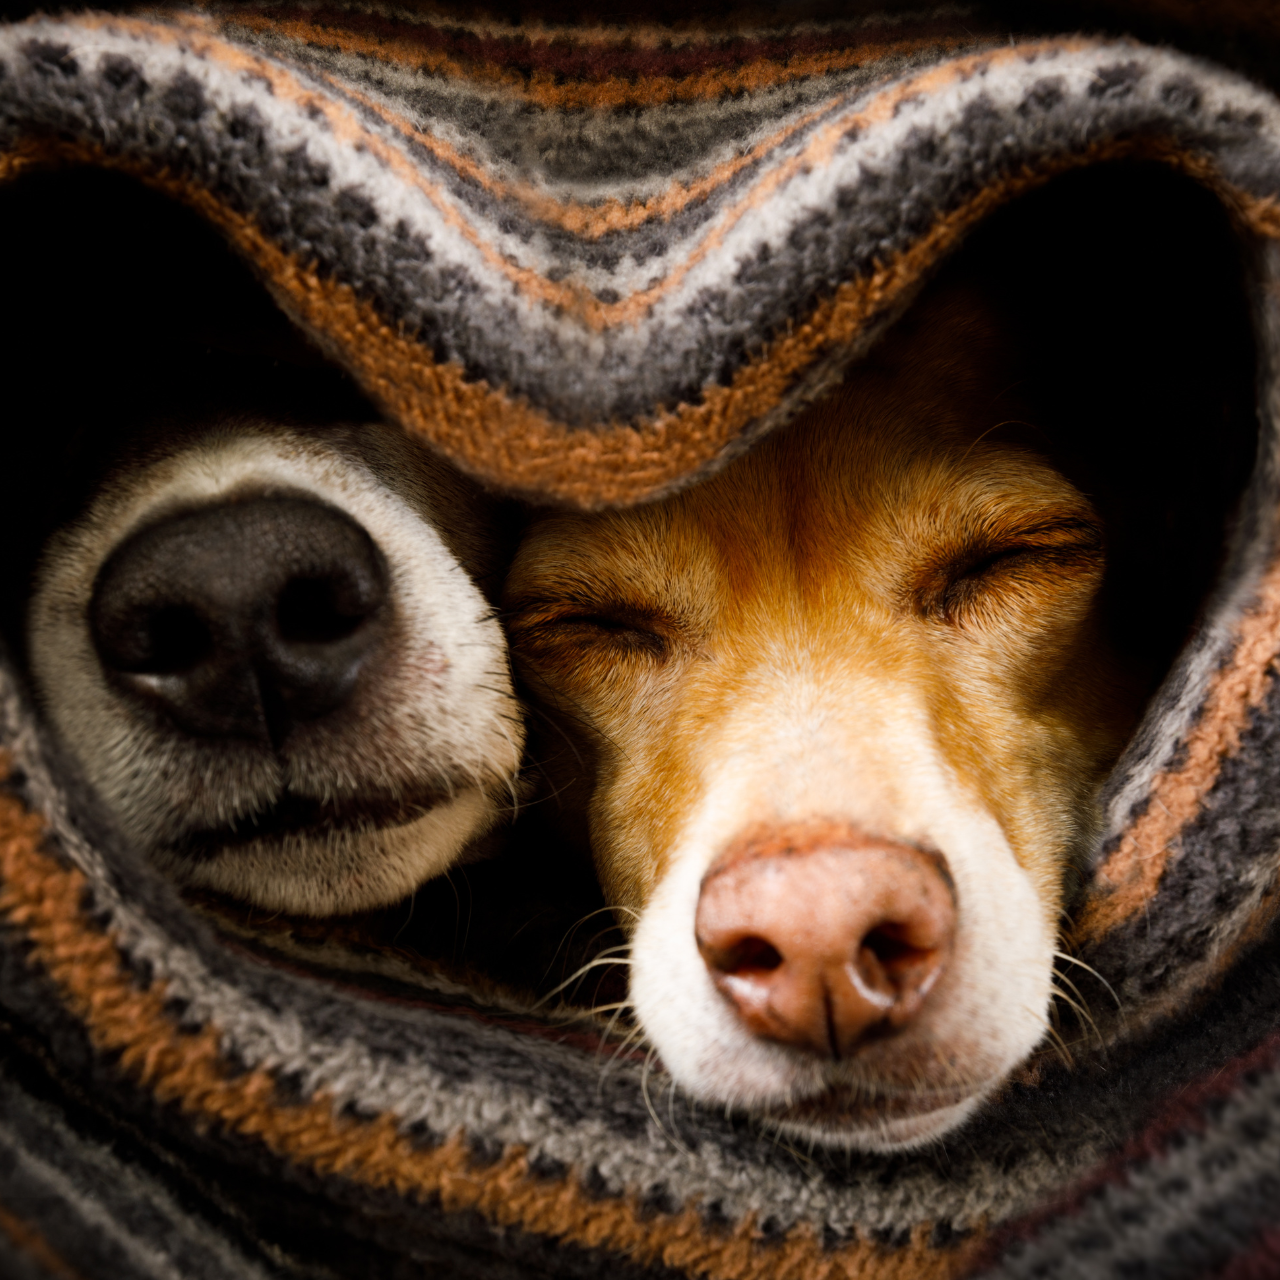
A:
[89,495,389,746]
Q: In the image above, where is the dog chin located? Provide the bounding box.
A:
[759,1084,988,1153]
[154,785,499,916]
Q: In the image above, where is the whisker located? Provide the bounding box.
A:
[591,1012,640,1110]
[1051,968,1093,1012]
[1054,962,1105,1044]
[602,1023,647,1073]
[512,687,590,767]
[523,677,635,768]
[581,943,633,960]
[588,1000,634,1019]
[605,1005,633,1034]
[1053,949,1124,1012]
[532,955,633,1009]
[538,905,628,986]
[1050,984,1103,1047]
[1043,1022,1075,1069]
[512,771,580,810]
[389,888,417,944]
[642,1047,693,1156]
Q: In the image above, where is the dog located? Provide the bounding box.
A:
[504,277,1152,1150]
[25,414,524,917]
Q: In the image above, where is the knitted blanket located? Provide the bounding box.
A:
[1,3,1280,1277]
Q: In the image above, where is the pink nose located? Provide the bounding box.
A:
[695,824,956,1059]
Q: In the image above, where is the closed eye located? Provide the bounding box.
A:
[507,601,671,659]
[915,518,1105,624]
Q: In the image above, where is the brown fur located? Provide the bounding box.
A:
[504,278,1154,1145]
[508,280,1143,922]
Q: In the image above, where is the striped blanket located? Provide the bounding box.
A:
[1,3,1280,1277]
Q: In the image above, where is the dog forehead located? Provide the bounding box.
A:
[525,420,1080,574]
[510,504,718,607]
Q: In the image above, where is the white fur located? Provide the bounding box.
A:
[629,666,1054,1151]
[28,428,523,914]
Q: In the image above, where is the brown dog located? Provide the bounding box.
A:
[505,279,1148,1150]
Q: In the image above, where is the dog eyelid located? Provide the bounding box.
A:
[506,600,673,657]
[914,516,1104,623]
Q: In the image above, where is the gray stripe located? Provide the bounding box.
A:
[233,21,986,198]
[1,14,1280,1254]
[6,28,1280,425]
[0,1058,279,1280]
[980,1052,1280,1278]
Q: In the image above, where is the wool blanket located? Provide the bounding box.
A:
[1,3,1280,1277]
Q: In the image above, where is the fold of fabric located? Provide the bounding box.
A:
[1,5,1279,1276]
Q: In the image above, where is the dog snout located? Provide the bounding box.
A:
[89,495,388,745]
[695,825,956,1060]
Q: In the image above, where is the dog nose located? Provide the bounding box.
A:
[695,827,956,1059]
[89,495,389,745]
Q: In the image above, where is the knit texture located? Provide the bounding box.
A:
[1,3,1280,1277]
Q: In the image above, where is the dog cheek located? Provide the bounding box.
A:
[927,682,1102,915]
[586,740,686,915]
[607,689,736,914]
[981,562,1107,674]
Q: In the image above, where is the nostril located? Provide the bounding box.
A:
[275,575,373,645]
[856,921,948,1024]
[142,606,215,673]
[705,935,783,976]
[94,602,215,676]
[863,925,931,970]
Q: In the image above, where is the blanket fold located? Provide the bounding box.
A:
[1,4,1279,1277]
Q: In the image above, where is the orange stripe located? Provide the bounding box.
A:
[334,80,838,242]
[4,134,1269,512]
[1077,553,1280,940]
[0,767,985,1278]
[57,18,1080,329]
[221,11,974,111]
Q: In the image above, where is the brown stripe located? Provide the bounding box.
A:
[193,0,970,49]
[0,771,984,1277]
[67,19,1038,331]
[335,80,837,241]
[221,9,976,110]
[255,7,973,79]
[29,22,1162,338]
[1076,553,1280,941]
[2,133,1271,511]
[341,38,1068,290]
[0,1201,84,1280]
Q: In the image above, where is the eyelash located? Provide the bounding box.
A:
[509,606,670,658]
[918,527,1104,624]
[552,615,668,656]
